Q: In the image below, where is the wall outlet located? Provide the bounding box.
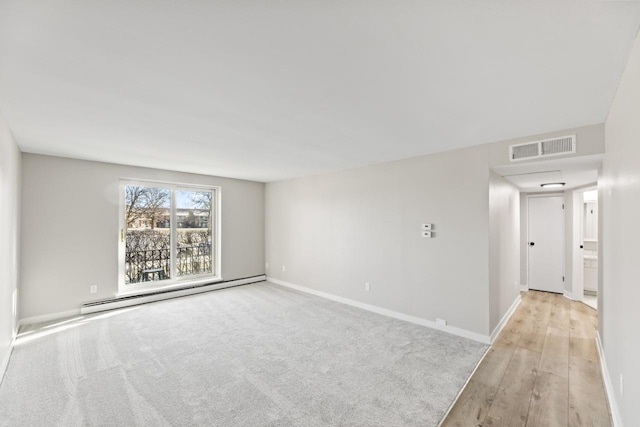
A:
[90,285,98,294]
[436,318,447,326]
[365,282,370,292]
[281,265,286,272]
[620,374,624,396]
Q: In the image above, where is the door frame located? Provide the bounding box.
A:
[571,185,598,302]
[526,193,566,294]
[117,179,222,296]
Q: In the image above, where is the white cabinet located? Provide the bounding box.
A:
[584,257,598,293]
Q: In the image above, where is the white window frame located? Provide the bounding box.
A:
[118,179,222,296]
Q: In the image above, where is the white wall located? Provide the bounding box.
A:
[266,145,492,337]
[488,171,520,332]
[600,30,640,425]
[20,154,265,320]
[0,114,21,379]
[563,190,575,297]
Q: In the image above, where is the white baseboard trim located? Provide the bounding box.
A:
[81,275,266,315]
[519,285,529,291]
[489,295,522,344]
[268,277,491,344]
[596,332,623,427]
[563,290,577,301]
[20,309,82,326]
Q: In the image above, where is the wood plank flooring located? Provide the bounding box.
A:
[442,290,611,427]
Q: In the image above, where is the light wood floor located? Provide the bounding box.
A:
[442,290,611,427]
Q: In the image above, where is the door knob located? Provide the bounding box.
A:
[529,242,535,246]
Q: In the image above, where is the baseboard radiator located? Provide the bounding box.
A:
[81,275,266,315]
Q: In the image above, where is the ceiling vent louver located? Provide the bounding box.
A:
[511,142,540,160]
[509,135,576,162]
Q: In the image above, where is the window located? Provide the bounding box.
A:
[119,180,221,293]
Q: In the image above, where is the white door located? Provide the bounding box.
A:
[528,196,565,293]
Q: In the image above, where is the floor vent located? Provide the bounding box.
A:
[510,135,576,162]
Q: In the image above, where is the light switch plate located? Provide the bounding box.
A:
[421,223,432,230]
[421,231,432,238]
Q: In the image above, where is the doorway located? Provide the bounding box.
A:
[581,188,599,309]
[528,195,565,293]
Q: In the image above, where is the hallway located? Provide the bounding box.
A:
[443,291,610,426]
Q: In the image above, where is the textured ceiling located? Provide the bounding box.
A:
[1,1,639,182]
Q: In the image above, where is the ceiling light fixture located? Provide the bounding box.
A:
[540,182,566,188]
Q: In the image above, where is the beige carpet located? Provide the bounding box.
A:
[0,282,487,426]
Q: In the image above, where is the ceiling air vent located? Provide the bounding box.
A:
[509,135,576,162]
[511,142,540,161]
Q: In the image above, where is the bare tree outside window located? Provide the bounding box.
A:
[142,187,170,229]
[125,186,146,228]
[125,186,170,229]
[176,189,213,277]
[190,191,212,211]
[123,184,215,285]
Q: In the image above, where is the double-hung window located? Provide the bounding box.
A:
[118,180,221,293]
